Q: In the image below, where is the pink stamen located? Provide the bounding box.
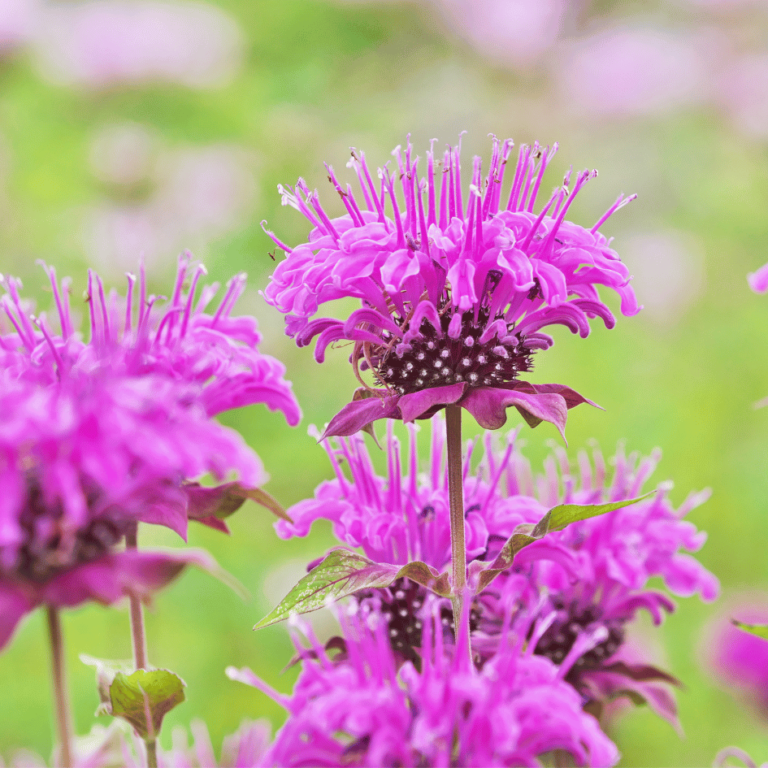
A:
[345,184,366,228]
[427,140,437,228]
[40,263,72,339]
[358,151,385,222]
[261,221,293,254]
[518,141,540,211]
[179,264,207,339]
[1,297,35,352]
[455,133,466,219]
[385,170,406,249]
[33,314,63,372]
[490,138,514,216]
[416,178,430,257]
[348,151,374,211]
[591,193,637,234]
[526,143,558,213]
[124,272,136,336]
[506,144,531,212]
[86,270,99,346]
[519,189,559,250]
[439,152,449,229]
[447,148,456,221]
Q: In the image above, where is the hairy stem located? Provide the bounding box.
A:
[126,525,148,671]
[46,606,74,768]
[445,405,470,656]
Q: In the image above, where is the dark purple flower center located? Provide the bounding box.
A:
[375,305,534,396]
[12,479,127,583]
[533,603,624,676]
[355,577,481,666]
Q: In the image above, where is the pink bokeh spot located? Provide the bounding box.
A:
[434,0,568,68]
[34,0,244,89]
[555,26,711,117]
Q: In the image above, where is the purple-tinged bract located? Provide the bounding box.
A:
[264,136,638,437]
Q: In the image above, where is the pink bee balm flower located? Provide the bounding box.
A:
[0,258,300,650]
[228,606,619,767]
[277,421,717,722]
[264,136,638,439]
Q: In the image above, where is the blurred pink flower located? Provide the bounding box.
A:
[554,26,712,118]
[622,231,705,323]
[0,0,40,52]
[432,0,568,68]
[716,54,768,139]
[85,142,256,275]
[88,122,157,187]
[701,594,768,712]
[33,0,244,89]
[748,260,768,293]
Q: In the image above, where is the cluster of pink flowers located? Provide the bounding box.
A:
[0,134,735,767]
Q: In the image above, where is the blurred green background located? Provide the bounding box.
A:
[2,0,768,764]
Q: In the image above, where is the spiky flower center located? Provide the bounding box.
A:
[356,577,481,665]
[13,479,127,583]
[534,603,624,676]
[374,306,534,396]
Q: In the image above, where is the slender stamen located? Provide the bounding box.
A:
[125,273,136,336]
[32,314,64,372]
[347,150,374,211]
[591,193,637,234]
[427,139,437,228]
[358,151,385,222]
[261,221,293,254]
[179,264,207,339]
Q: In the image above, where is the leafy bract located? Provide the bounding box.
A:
[81,656,186,741]
[733,620,768,641]
[254,549,450,629]
[474,494,653,592]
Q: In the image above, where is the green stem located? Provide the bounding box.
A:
[46,606,74,768]
[145,740,158,768]
[445,405,471,657]
[126,525,156,767]
[126,525,148,670]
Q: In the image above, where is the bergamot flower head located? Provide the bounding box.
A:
[264,135,639,439]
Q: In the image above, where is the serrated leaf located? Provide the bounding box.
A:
[184,481,292,524]
[475,494,651,592]
[546,492,654,531]
[733,620,768,641]
[253,549,450,629]
[108,669,186,741]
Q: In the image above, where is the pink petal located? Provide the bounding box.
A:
[398,382,467,422]
[321,393,401,440]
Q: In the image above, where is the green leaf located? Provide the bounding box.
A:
[475,494,652,592]
[109,669,186,741]
[733,620,768,641]
[184,481,292,524]
[253,549,450,630]
[81,658,185,741]
[546,492,654,531]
